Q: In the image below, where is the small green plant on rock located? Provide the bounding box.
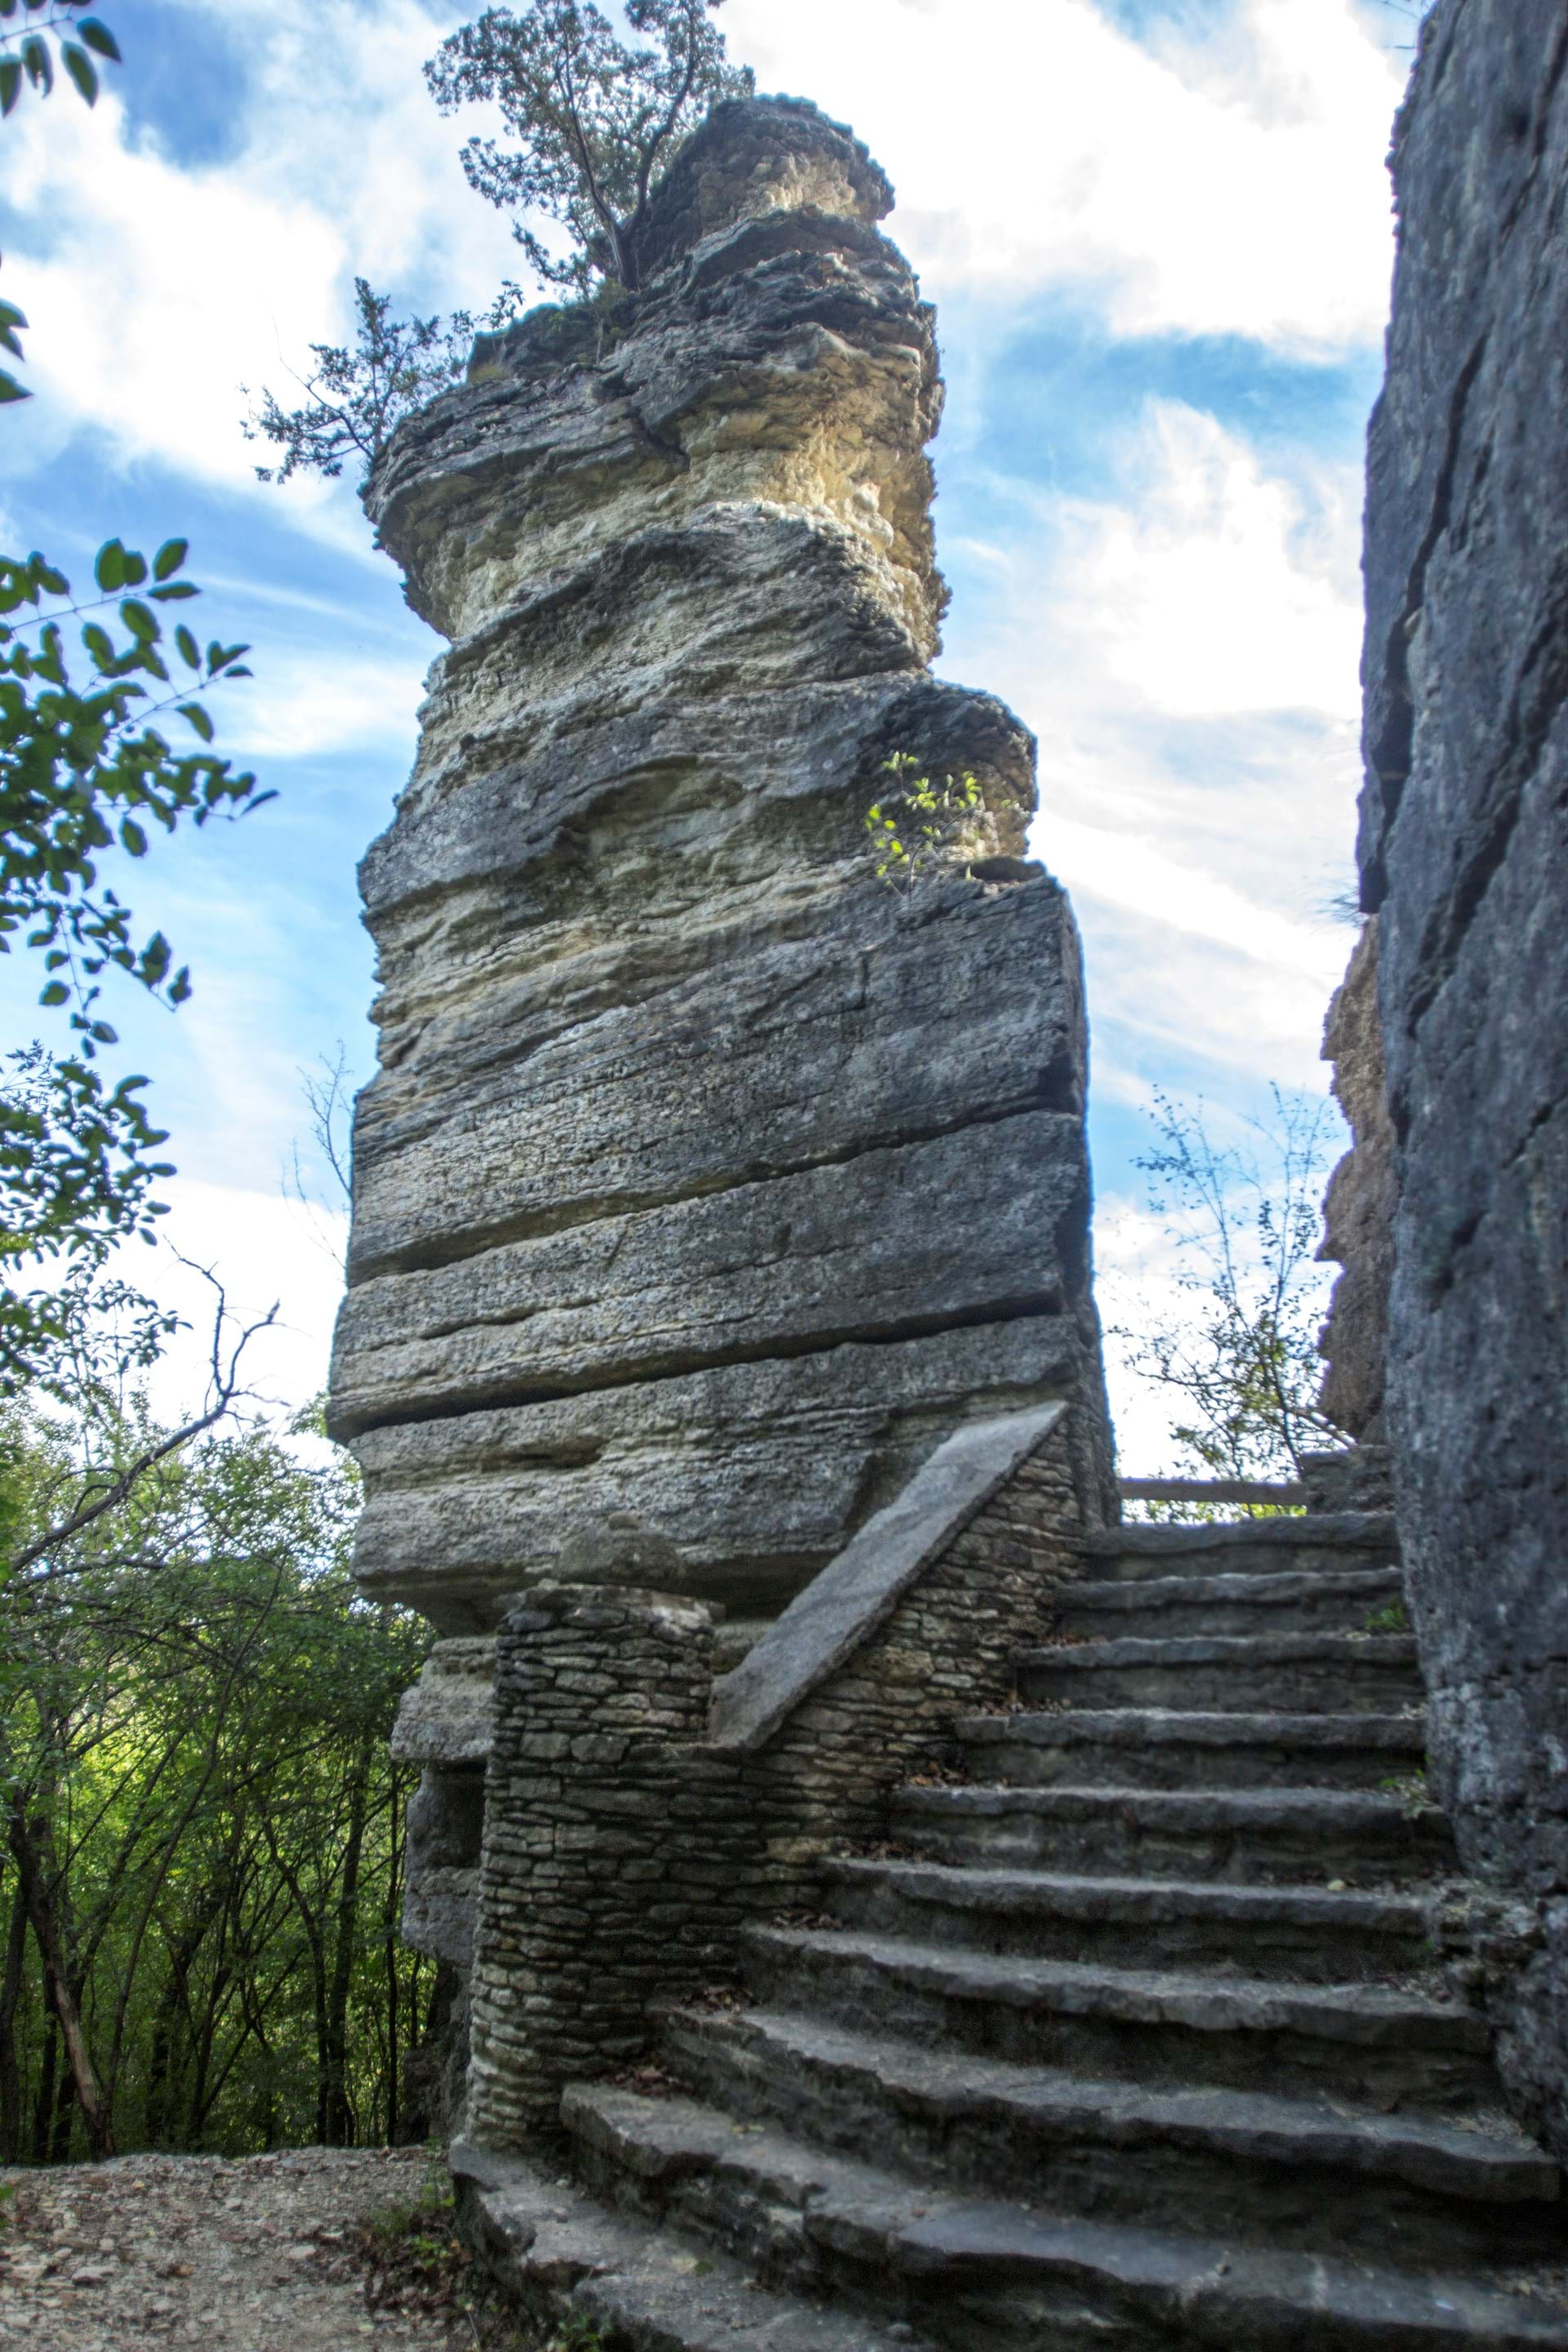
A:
[550,2318,607,2352]
[1364,1598,1412,1635]
[864,754,1000,893]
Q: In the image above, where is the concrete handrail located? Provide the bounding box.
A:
[708,1401,1068,1754]
[1119,1476,1309,1507]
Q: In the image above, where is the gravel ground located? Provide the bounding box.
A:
[0,2145,532,2350]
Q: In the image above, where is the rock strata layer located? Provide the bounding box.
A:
[330,96,1113,1637]
[1357,0,1568,2154]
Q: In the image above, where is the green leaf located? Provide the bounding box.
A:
[95,540,128,594]
[20,33,49,92]
[0,59,19,114]
[0,370,29,405]
[61,42,97,104]
[148,581,198,602]
[39,982,69,1008]
[152,538,189,581]
[174,624,199,670]
[177,702,214,744]
[78,18,120,60]
[168,968,192,1007]
[0,4,16,22]
[120,818,147,858]
[121,550,147,588]
[118,597,157,639]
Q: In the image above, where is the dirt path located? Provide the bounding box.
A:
[0,2145,518,2350]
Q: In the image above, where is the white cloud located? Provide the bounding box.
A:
[727,0,1403,349]
[0,0,524,489]
[936,399,1365,1101]
[226,645,430,761]
[1041,402,1364,722]
[114,1179,348,1429]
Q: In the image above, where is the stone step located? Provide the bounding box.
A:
[1081,1512,1400,1584]
[817,1858,1432,1981]
[958,1706,1428,1791]
[1015,1631,1424,1716]
[562,2086,1568,2352]
[1056,1565,1409,1641]
[887,1783,1456,1885]
[660,2006,1562,2264]
[742,1927,1497,2109]
[452,2136,892,2352]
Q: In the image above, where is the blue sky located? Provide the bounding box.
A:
[0,0,1419,1456]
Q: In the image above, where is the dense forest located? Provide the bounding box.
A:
[1,1390,434,2163]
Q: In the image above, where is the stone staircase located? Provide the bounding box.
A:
[461,1508,1568,2350]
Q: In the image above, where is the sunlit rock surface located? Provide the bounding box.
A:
[330,96,1113,1637]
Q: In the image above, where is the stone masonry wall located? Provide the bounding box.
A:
[1356,0,1568,2154]
[464,1414,1087,2147]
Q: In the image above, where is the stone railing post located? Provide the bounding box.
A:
[464,1584,717,2151]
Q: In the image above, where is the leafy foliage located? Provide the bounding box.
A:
[1,537,261,1050]
[426,0,752,296]
[0,278,25,408]
[244,276,528,488]
[864,754,999,893]
[0,1045,176,1399]
[1113,1088,1348,1481]
[0,1399,435,2160]
[0,2,121,120]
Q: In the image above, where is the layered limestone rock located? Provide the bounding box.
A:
[336,102,1116,2127]
[1316,918,1395,1441]
[1357,0,1568,2154]
[329,96,1113,1647]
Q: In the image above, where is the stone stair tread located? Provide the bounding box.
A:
[894,1782,1446,1831]
[743,1924,1490,2051]
[454,2136,885,2351]
[960,1705,1426,1747]
[1067,1566,1406,1611]
[670,2005,1558,2203]
[821,1855,1430,1932]
[564,2085,1568,2347]
[1083,1512,1399,1560]
[1017,1631,1420,1669]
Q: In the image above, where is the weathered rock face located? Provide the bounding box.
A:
[329,96,1113,1642]
[1357,0,1568,2153]
[1316,918,1395,1441]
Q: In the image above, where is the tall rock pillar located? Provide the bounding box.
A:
[329,96,1112,1641]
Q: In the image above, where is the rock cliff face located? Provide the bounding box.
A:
[1357,0,1568,2152]
[1316,919,1395,1442]
[328,96,1113,1642]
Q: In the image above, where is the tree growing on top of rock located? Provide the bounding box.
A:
[426,0,754,296]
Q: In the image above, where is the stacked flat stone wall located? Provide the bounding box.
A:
[463,1414,1086,2147]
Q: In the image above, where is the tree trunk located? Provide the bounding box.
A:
[7,1805,114,2158]
[323,1735,373,2146]
[0,1882,27,2159]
